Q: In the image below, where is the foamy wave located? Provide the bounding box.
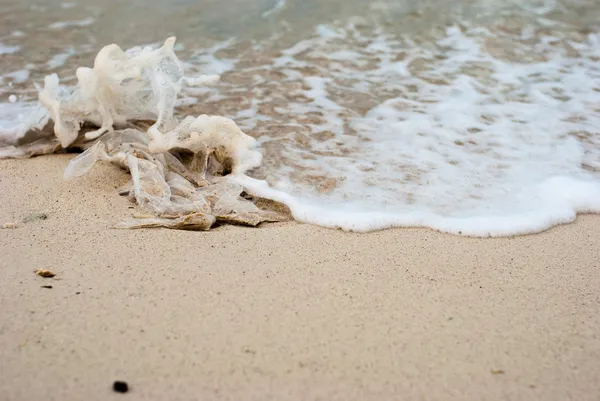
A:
[189,14,600,235]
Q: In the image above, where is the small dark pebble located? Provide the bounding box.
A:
[41,285,53,289]
[113,381,129,393]
[75,292,81,295]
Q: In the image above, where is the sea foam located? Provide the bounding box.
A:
[196,17,600,236]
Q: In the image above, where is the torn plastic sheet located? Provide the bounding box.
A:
[0,37,289,230]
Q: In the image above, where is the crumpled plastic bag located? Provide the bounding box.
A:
[62,126,285,228]
[0,37,289,230]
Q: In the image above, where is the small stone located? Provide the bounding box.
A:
[2,222,18,229]
[35,269,56,278]
[112,381,129,393]
[8,94,17,103]
[41,285,53,289]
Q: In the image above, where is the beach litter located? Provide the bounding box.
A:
[0,37,288,230]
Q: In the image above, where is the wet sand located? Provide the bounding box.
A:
[1,155,599,401]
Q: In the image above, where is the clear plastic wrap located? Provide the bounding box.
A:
[1,37,288,230]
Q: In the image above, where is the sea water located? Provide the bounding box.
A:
[1,0,600,236]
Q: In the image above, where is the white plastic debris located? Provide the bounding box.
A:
[1,37,288,230]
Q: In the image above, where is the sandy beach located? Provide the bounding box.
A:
[0,155,599,400]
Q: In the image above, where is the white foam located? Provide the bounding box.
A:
[49,17,95,29]
[0,43,20,55]
[200,16,600,236]
[262,0,286,18]
[235,175,600,236]
[0,70,30,84]
[0,102,49,146]
[188,40,237,75]
[47,48,77,69]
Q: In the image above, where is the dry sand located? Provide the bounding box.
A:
[1,154,599,401]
